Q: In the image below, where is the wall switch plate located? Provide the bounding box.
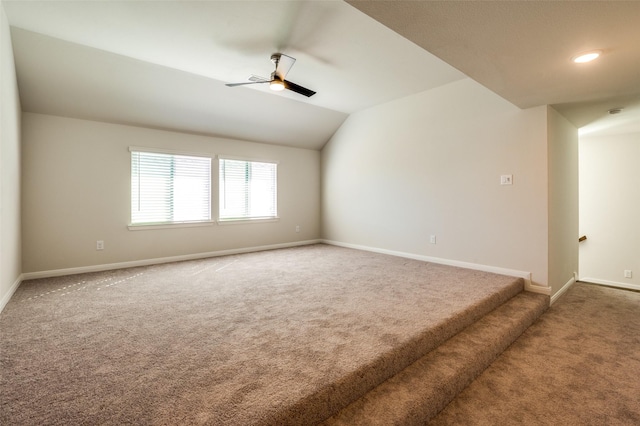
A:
[295,225,300,233]
[624,270,632,278]
[500,175,513,185]
[96,240,104,250]
[430,235,437,244]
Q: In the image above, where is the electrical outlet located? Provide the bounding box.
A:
[624,270,632,279]
[96,240,104,250]
[295,225,300,233]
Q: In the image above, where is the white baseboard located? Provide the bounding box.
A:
[22,240,322,281]
[579,277,640,292]
[321,239,551,295]
[1,274,23,313]
[550,274,577,305]
[524,280,552,296]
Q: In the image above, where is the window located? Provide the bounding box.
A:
[219,157,277,221]
[131,149,211,225]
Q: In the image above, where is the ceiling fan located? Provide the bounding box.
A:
[225,53,316,97]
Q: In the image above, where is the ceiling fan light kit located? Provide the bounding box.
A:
[226,53,316,97]
[270,79,286,91]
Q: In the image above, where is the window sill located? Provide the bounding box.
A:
[128,220,216,231]
[217,217,279,225]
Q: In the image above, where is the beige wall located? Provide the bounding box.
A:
[321,78,551,287]
[579,131,640,289]
[0,2,22,310]
[22,113,320,274]
[547,107,579,294]
[11,45,583,298]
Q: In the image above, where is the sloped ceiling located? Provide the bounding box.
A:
[3,0,465,150]
[347,0,640,136]
[10,27,348,150]
[5,1,640,148]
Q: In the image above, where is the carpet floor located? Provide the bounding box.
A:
[1,244,522,425]
[322,291,548,425]
[430,282,640,425]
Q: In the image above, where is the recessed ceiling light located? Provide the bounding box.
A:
[572,50,602,63]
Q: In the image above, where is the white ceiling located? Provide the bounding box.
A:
[4,1,640,149]
[3,0,464,150]
[347,0,640,137]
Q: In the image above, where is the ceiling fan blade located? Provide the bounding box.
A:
[275,53,296,80]
[284,80,316,97]
[225,80,269,87]
[248,75,269,83]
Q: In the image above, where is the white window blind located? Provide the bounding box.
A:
[219,158,277,220]
[131,150,211,225]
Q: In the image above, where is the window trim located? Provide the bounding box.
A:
[216,217,279,225]
[216,154,280,165]
[129,146,211,158]
[128,220,216,231]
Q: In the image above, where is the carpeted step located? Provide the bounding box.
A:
[275,277,526,425]
[320,291,549,426]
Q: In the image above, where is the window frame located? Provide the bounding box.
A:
[128,146,214,230]
[217,155,279,224]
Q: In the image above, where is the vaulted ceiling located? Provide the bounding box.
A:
[5,1,640,149]
[347,0,640,137]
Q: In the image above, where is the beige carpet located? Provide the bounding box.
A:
[430,282,640,425]
[322,291,548,425]
[0,244,522,425]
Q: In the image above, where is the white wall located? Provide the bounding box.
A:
[322,78,552,287]
[547,107,579,294]
[579,131,640,289]
[22,113,320,274]
[0,1,22,310]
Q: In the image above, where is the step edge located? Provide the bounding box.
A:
[321,292,548,426]
[271,279,526,425]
